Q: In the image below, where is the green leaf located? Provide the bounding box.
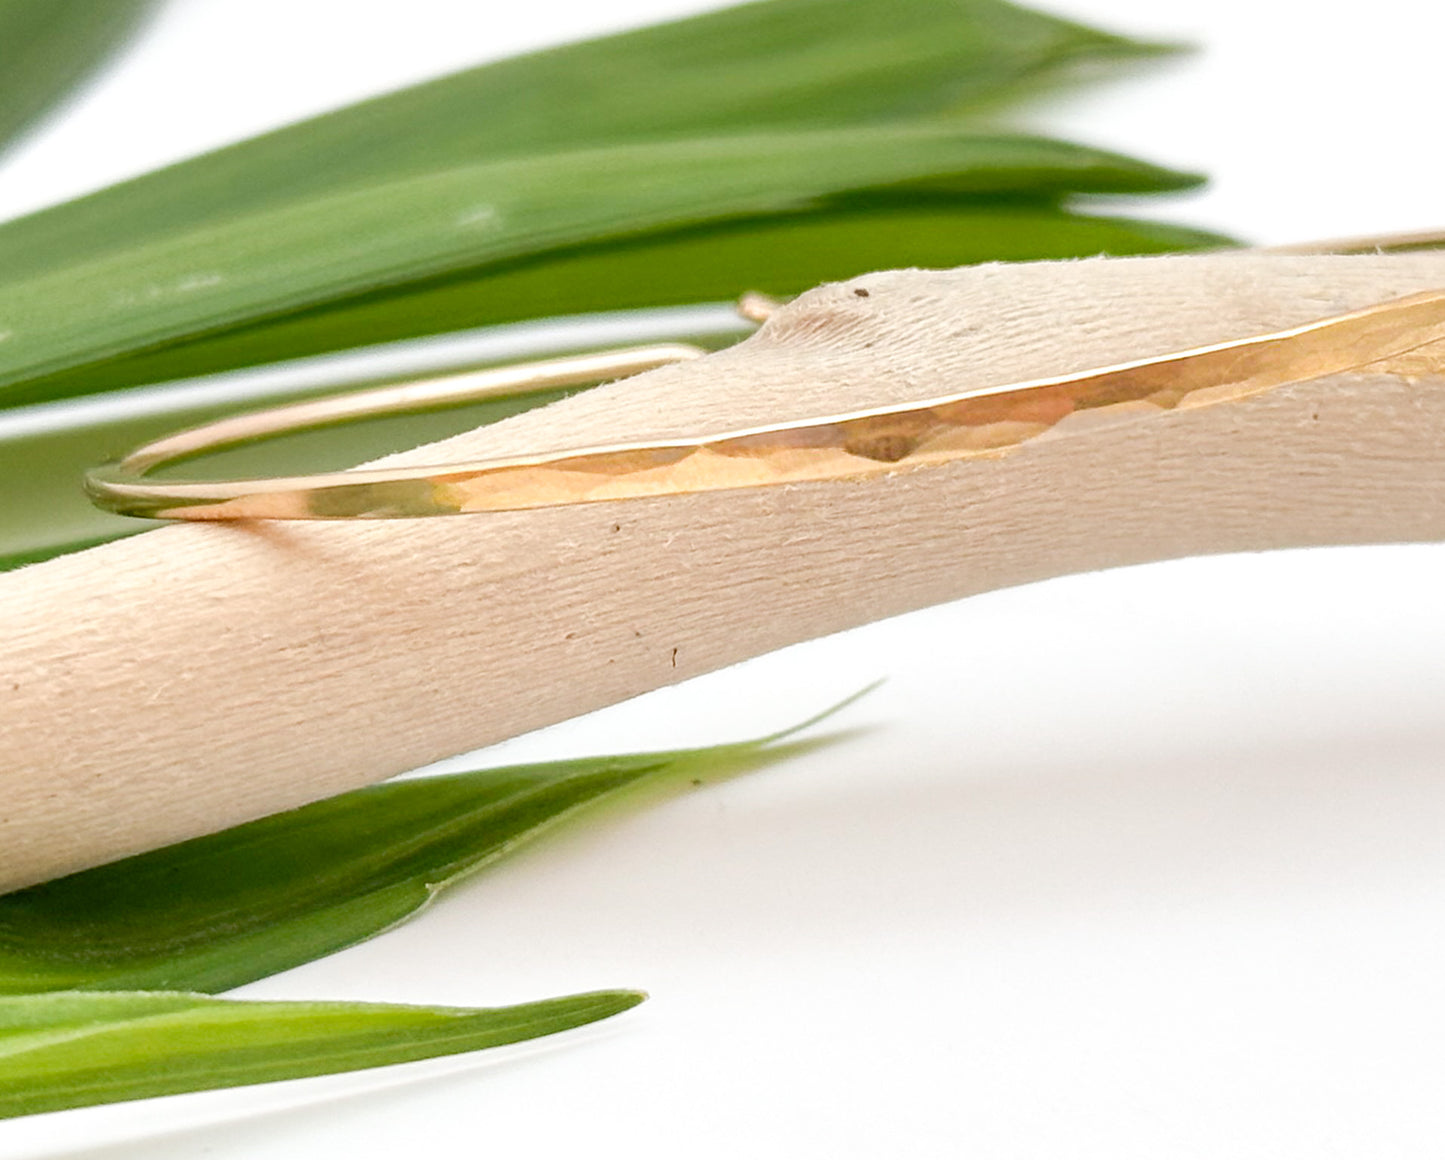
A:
[0,716,839,994]
[0,0,1206,407]
[0,0,155,157]
[0,988,643,1120]
[0,126,1206,405]
[37,201,1228,399]
[0,0,1168,277]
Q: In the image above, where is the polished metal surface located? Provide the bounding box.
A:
[86,290,1445,521]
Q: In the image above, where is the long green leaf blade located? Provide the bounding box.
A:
[0,127,1204,404]
[64,203,1226,396]
[0,0,1167,276]
[0,725,828,994]
[0,0,155,156]
[0,988,643,1120]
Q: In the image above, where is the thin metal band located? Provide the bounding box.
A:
[86,290,1445,521]
[1263,228,1445,255]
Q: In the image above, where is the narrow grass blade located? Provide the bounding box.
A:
[0,718,841,994]
[0,126,1206,404]
[0,0,1168,277]
[0,0,155,156]
[58,202,1226,396]
[0,988,643,1120]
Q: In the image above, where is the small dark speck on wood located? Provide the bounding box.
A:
[670,647,678,667]
[853,287,870,298]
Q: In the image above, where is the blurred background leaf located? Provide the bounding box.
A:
[71,203,1222,392]
[0,0,156,159]
[0,0,1172,277]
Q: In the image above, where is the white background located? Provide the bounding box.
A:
[2,2,1445,1157]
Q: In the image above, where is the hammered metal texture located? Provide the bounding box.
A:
[87,290,1445,521]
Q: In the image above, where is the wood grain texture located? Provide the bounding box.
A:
[3,251,1444,891]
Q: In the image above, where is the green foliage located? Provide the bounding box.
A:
[0,128,1208,404]
[0,732,819,994]
[0,0,155,156]
[0,0,1168,275]
[0,0,1218,408]
[0,988,643,1119]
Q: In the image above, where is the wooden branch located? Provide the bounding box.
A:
[3,250,1444,891]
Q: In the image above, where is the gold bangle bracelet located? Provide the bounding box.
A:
[86,288,1445,522]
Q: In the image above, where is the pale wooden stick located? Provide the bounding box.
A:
[3,251,1445,891]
